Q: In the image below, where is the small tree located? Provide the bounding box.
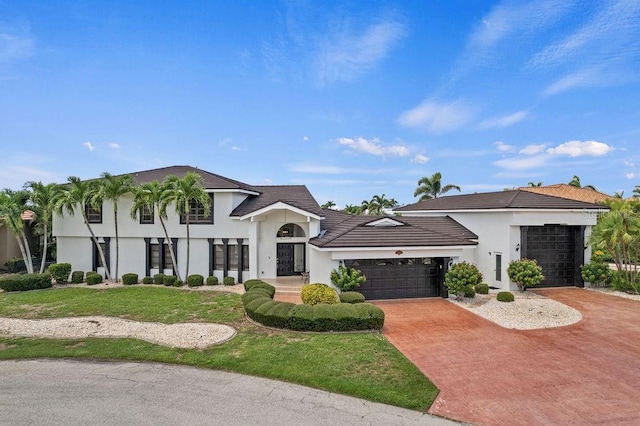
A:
[444,261,483,300]
[330,264,366,291]
[507,259,544,292]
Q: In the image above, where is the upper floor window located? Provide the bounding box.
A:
[86,204,102,223]
[140,205,154,224]
[277,223,305,238]
[180,194,214,224]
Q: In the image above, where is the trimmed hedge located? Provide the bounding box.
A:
[206,276,219,286]
[142,276,154,284]
[497,291,515,302]
[241,280,384,331]
[86,272,103,285]
[339,291,365,304]
[122,273,139,285]
[153,273,165,284]
[163,275,176,286]
[0,273,52,292]
[223,276,235,286]
[48,263,72,285]
[187,274,204,287]
[70,271,85,284]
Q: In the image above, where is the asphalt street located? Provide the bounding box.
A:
[0,359,459,425]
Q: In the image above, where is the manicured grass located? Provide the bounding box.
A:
[0,287,439,411]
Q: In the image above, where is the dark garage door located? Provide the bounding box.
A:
[522,225,584,288]
[345,258,441,300]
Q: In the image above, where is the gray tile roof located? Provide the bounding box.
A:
[395,189,607,212]
[230,185,324,217]
[128,165,259,192]
[310,210,478,248]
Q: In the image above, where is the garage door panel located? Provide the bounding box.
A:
[524,225,581,288]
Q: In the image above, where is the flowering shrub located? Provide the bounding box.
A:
[330,264,366,291]
[444,262,483,300]
[507,259,544,291]
[300,283,340,306]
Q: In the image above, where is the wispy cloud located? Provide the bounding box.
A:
[0,30,34,64]
[83,141,95,152]
[109,143,120,149]
[411,153,429,164]
[479,110,528,129]
[494,154,551,171]
[520,144,547,155]
[397,99,476,134]
[314,17,406,86]
[543,65,610,95]
[338,137,409,157]
[494,141,515,152]
[288,164,343,174]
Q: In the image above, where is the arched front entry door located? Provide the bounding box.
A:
[276,224,306,276]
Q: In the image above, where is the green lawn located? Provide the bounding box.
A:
[0,286,438,411]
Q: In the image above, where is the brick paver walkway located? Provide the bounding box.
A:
[376,288,640,425]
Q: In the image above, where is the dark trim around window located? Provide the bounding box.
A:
[180,193,214,225]
[140,205,154,224]
[86,204,103,224]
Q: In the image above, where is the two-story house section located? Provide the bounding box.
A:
[52,165,324,283]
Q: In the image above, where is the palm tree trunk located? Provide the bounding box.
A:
[113,206,119,283]
[185,217,190,280]
[20,230,34,274]
[83,212,113,282]
[159,216,181,282]
[15,235,32,274]
[40,222,48,274]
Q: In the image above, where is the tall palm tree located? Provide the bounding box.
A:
[527,181,543,187]
[633,185,640,198]
[414,172,461,201]
[130,179,181,282]
[568,175,597,190]
[321,200,336,209]
[94,173,134,282]
[0,189,34,274]
[614,191,625,199]
[360,199,372,215]
[164,172,210,280]
[26,181,62,273]
[368,194,398,215]
[342,204,362,215]
[56,176,113,282]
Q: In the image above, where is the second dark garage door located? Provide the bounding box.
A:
[345,258,442,300]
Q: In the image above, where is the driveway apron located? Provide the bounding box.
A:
[376,288,640,426]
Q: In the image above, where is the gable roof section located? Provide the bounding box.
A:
[231,185,324,218]
[395,190,607,212]
[310,211,478,248]
[519,184,614,204]
[129,165,259,192]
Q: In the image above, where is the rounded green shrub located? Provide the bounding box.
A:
[475,283,490,294]
[122,273,139,285]
[242,288,273,303]
[300,283,340,306]
[330,264,366,291]
[445,261,483,300]
[223,276,235,286]
[174,280,184,287]
[86,272,103,285]
[497,291,515,302]
[339,291,365,304]
[243,279,267,290]
[463,284,476,298]
[206,276,219,286]
[163,275,176,286]
[153,273,165,284]
[187,274,204,287]
[142,276,154,284]
[48,263,72,285]
[508,259,544,291]
[581,262,612,287]
[70,271,85,284]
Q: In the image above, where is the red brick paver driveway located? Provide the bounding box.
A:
[376,288,640,425]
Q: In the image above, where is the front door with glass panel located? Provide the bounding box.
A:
[277,243,305,276]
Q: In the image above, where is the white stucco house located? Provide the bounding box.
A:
[53,166,607,299]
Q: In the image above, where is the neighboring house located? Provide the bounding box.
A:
[395,190,607,293]
[519,184,614,204]
[53,166,608,299]
[0,224,22,267]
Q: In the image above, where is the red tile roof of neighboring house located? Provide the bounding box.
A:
[518,184,614,204]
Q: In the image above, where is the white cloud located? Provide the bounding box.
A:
[83,141,95,152]
[302,136,309,141]
[338,137,410,157]
[232,146,241,151]
[546,140,612,157]
[626,173,637,179]
[218,138,232,146]
[543,66,606,96]
[109,143,120,149]
[494,141,515,152]
[314,18,406,86]
[411,153,429,164]
[493,154,551,171]
[0,31,34,64]
[480,110,528,129]
[397,99,475,134]
[519,144,547,155]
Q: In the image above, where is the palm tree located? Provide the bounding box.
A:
[26,181,61,273]
[342,204,362,215]
[368,194,398,215]
[0,189,34,274]
[568,175,596,190]
[614,191,625,199]
[633,185,640,198]
[527,181,543,187]
[321,200,336,209]
[414,172,461,201]
[56,176,113,282]
[164,172,210,280]
[130,180,181,282]
[94,173,134,282]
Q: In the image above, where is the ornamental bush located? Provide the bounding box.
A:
[300,283,340,306]
[174,280,184,287]
[0,273,52,292]
[86,272,103,285]
[142,276,154,284]
[497,291,515,302]
[48,263,72,285]
[339,291,365,304]
[163,275,176,286]
[70,271,85,284]
[444,262,483,300]
[463,284,476,298]
[475,283,490,294]
[330,264,366,291]
[206,276,219,286]
[507,259,544,292]
[122,273,139,285]
[153,273,165,284]
[580,262,613,288]
[223,276,235,286]
[187,274,204,287]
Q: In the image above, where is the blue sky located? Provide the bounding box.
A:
[1,0,639,207]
